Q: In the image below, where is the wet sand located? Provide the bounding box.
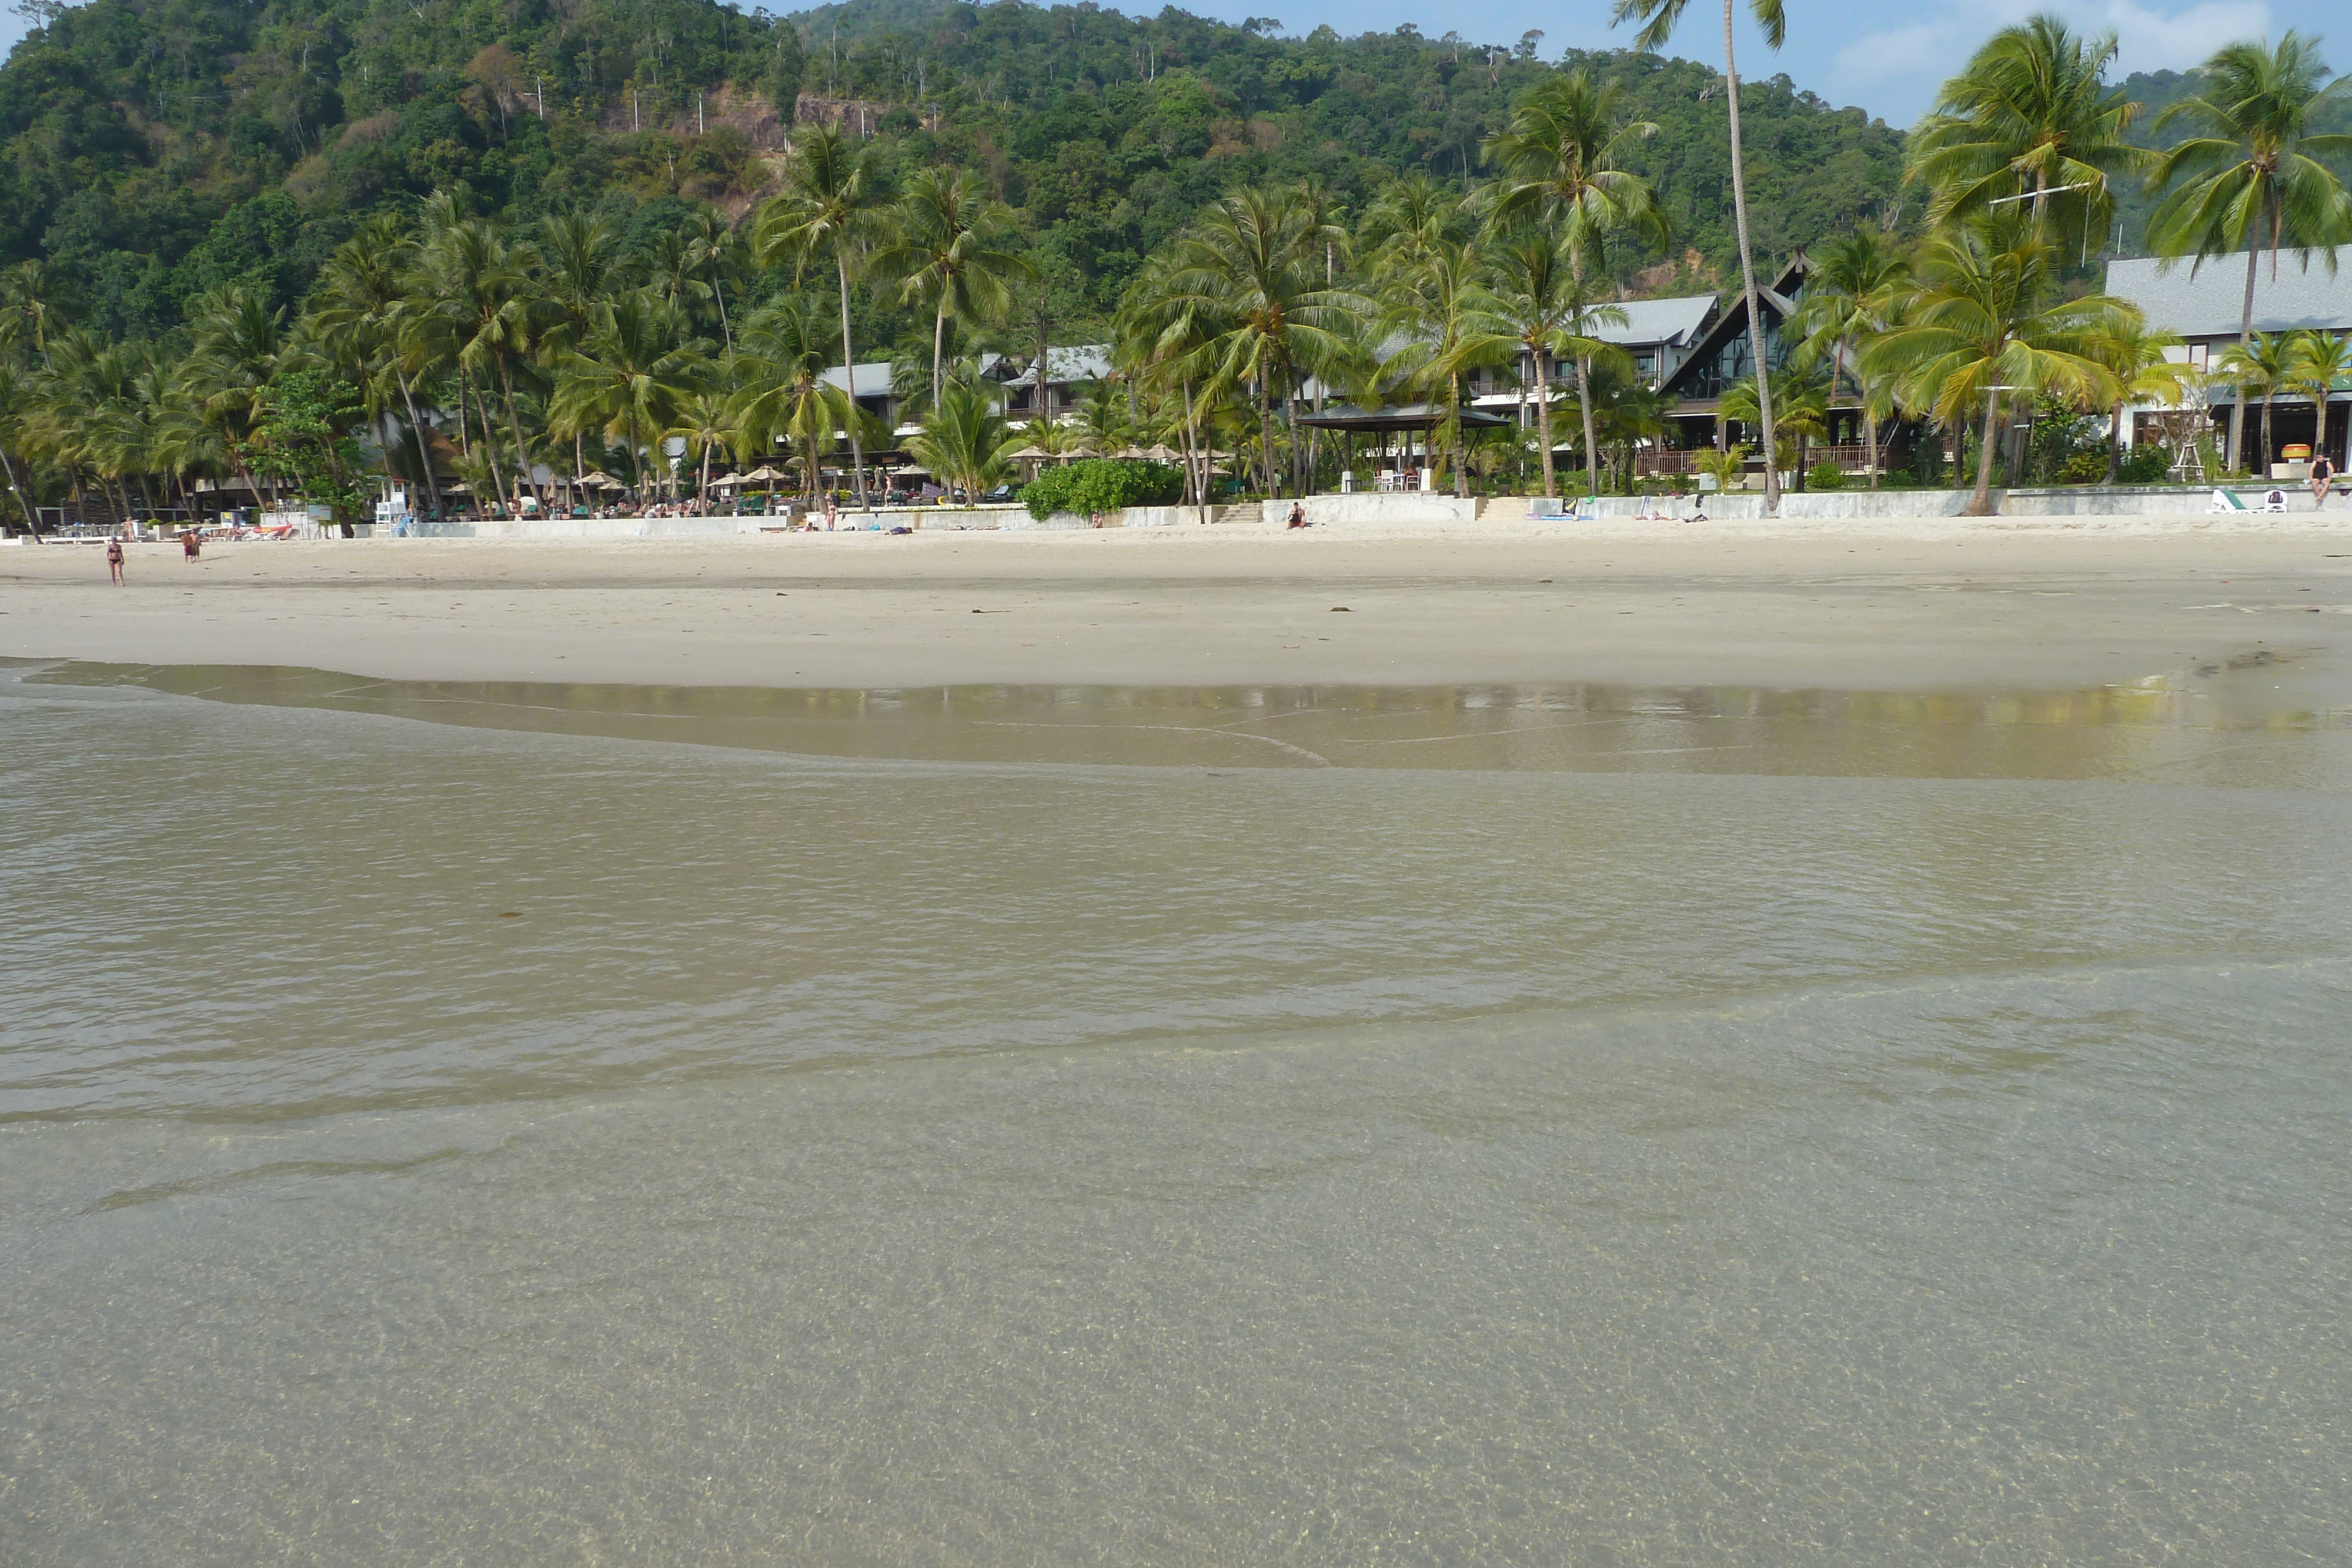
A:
[7,524,2352,695]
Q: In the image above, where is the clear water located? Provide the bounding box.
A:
[5,658,2350,1564]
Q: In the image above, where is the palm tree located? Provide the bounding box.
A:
[0,259,75,366]
[1786,225,1913,488]
[1612,0,1788,512]
[872,167,1034,406]
[1860,219,2129,515]
[680,208,747,352]
[422,216,546,513]
[1723,365,1829,487]
[666,390,740,508]
[907,380,1017,503]
[1113,250,1227,520]
[0,360,45,537]
[1163,185,1361,497]
[2146,33,2352,471]
[310,215,446,518]
[548,291,707,495]
[1458,230,1631,501]
[179,286,286,505]
[2284,329,2352,462]
[2215,330,2299,472]
[1388,236,1506,497]
[753,124,893,506]
[2094,315,2196,484]
[1905,16,2149,240]
[727,294,853,500]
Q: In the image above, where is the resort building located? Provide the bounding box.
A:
[2104,252,2352,467]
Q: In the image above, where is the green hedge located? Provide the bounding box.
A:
[1019,459,1184,520]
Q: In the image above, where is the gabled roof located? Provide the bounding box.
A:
[1592,293,1717,349]
[819,361,896,394]
[2104,253,2352,338]
[1656,253,1813,400]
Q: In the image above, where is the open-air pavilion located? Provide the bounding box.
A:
[1295,401,1511,492]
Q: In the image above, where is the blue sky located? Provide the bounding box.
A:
[0,0,2337,126]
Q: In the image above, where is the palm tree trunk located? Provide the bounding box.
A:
[397,376,442,517]
[2261,390,2276,475]
[496,355,534,513]
[932,300,948,409]
[836,253,868,507]
[1721,0,1779,515]
[1576,355,1599,497]
[714,275,732,353]
[1536,348,1556,500]
[1866,406,1883,490]
[2104,402,2124,486]
[2227,243,2258,472]
[0,446,39,540]
[1185,379,1208,525]
[1969,390,2002,516]
[1451,373,1466,499]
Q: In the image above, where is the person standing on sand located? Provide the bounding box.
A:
[106,537,125,584]
[181,529,201,561]
[2313,453,2336,509]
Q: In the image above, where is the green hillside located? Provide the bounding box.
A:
[0,0,1911,342]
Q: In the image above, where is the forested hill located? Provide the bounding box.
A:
[0,0,1912,343]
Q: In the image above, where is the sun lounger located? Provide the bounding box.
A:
[2210,488,2291,514]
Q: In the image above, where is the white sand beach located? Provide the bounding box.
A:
[8,517,2352,695]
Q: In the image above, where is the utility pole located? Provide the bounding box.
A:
[632,90,639,132]
[533,76,545,119]
[697,89,704,133]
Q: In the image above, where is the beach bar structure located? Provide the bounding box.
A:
[1297,401,1511,491]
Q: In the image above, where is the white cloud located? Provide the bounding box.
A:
[1833,21,1960,82]
[2103,0,2274,75]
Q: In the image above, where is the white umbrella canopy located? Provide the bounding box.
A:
[574,471,626,490]
[736,464,787,482]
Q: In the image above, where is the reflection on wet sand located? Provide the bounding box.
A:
[32,657,2352,784]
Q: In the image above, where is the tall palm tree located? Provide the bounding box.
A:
[1612,0,1788,511]
[727,294,853,500]
[1722,364,1828,487]
[0,360,45,537]
[1861,219,2129,515]
[1163,185,1361,497]
[1479,69,1668,250]
[1906,16,2149,240]
[872,168,1035,407]
[1785,225,1913,488]
[1113,250,1227,519]
[548,291,707,494]
[179,286,286,505]
[422,216,546,511]
[0,259,75,366]
[311,215,445,519]
[680,209,747,352]
[1387,235,1506,497]
[1456,231,1631,501]
[753,125,893,506]
[2146,33,2352,471]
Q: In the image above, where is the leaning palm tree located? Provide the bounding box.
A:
[907,380,1018,503]
[0,360,45,537]
[1612,0,1787,511]
[2146,33,2352,471]
[665,390,741,508]
[1786,225,1913,489]
[871,167,1035,407]
[310,215,445,518]
[1905,16,2149,241]
[547,291,707,495]
[1861,219,2129,515]
[680,208,747,352]
[751,125,893,506]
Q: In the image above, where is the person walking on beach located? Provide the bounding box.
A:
[2312,453,2336,509]
[105,537,125,584]
[181,529,200,561]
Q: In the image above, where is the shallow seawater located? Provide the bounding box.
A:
[5,658,2350,1564]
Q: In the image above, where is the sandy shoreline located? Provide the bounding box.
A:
[8,520,2352,697]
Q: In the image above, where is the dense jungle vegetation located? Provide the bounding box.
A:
[0,0,1914,340]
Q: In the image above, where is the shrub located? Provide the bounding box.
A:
[1018,459,1184,520]
[2118,444,2174,484]
[1806,460,1846,491]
